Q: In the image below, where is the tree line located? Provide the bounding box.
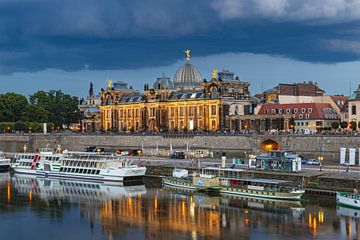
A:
[0,90,80,132]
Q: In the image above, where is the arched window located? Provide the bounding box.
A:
[235,106,239,115]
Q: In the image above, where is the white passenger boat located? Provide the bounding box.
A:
[12,174,146,203]
[11,148,62,174]
[336,192,360,209]
[0,151,11,171]
[36,150,146,182]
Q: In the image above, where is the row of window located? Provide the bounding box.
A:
[62,160,105,168]
[265,107,313,115]
[18,162,32,166]
[107,105,218,119]
[19,155,34,160]
[60,167,100,175]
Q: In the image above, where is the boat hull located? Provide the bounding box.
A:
[35,167,146,183]
[220,187,305,200]
[336,192,360,209]
[162,177,221,193]
[163,178,197,191]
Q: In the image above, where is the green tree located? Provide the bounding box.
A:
[340,121,348,129]
[22,105,48,122]
[331,122,340,129]
[14,121,26,132]
[0,93,28,122]
[30,90,80,127]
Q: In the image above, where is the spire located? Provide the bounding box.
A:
[184,49,191,62]
[212,68,218,79]
[89,82,94,97]
[107,79,112,89]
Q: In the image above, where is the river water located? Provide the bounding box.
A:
[0,173,358,240]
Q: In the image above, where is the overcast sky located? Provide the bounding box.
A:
[0,0,360,97]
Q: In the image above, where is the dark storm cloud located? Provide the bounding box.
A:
[0,0,360,74]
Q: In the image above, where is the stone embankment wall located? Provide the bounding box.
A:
[0,134,360,164]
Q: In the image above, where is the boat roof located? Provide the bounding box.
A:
[225,177,290,184]
[203,167,246,172]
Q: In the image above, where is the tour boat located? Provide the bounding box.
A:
[220,178,305,200]
[162,168,221,193]
[11,148,62,174]
[200,167,305,200]
[12,174,146,203]
[0,151,11,171]
[35,150,146,182]
[336,192,360,209]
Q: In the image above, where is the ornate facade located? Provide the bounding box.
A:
[99,50,255,133]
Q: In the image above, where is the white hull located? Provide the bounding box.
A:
[13,167,37,175]
[36,167,146,182]
[220,188,304,200]
[337,192,360,209]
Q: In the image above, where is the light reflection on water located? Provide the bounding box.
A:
[0,172,358,240]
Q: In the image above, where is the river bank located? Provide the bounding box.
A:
[144,164,360,196]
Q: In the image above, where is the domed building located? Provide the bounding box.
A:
[173,62,202,88]
[99,50,255,134]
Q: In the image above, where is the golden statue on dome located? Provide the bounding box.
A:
[212,68,218,79]
[107,79,113,89]
[184,49,191,62]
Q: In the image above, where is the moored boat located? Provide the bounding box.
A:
[11,148,62,174]
[0,151,11,171]
[201,167,305,200]
[36,150,146,182]
[336,192,360,209]
[220,178,305,200]
[162,168,221,193]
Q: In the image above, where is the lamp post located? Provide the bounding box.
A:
[318,156,324,171]
[137,149,141,164]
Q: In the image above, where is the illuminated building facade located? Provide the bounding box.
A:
[100,50,254,132]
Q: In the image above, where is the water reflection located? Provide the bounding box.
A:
[0,174,360,239]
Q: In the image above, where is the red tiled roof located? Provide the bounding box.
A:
[329,95,348,111]
[258,103,340,120]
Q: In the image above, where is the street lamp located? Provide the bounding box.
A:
[28,126,32,133]
[318,156,324,171]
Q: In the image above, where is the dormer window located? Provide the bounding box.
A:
[305,114,310,119]
[279,109,283,114]
[286,108,291,114]
[302,108,306,113]
[293,108,298,114]
[308,108,312,113]
[265,109,269,114]
[272,109,276,114]
[299,114,303,119]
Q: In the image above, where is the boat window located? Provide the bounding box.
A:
[60,167,63,172]
[71,168,75,173]
[96,170,100,175]
[79,169,83,174]
[91,170,96,174]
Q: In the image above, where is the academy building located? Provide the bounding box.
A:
[98,50,256,132]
